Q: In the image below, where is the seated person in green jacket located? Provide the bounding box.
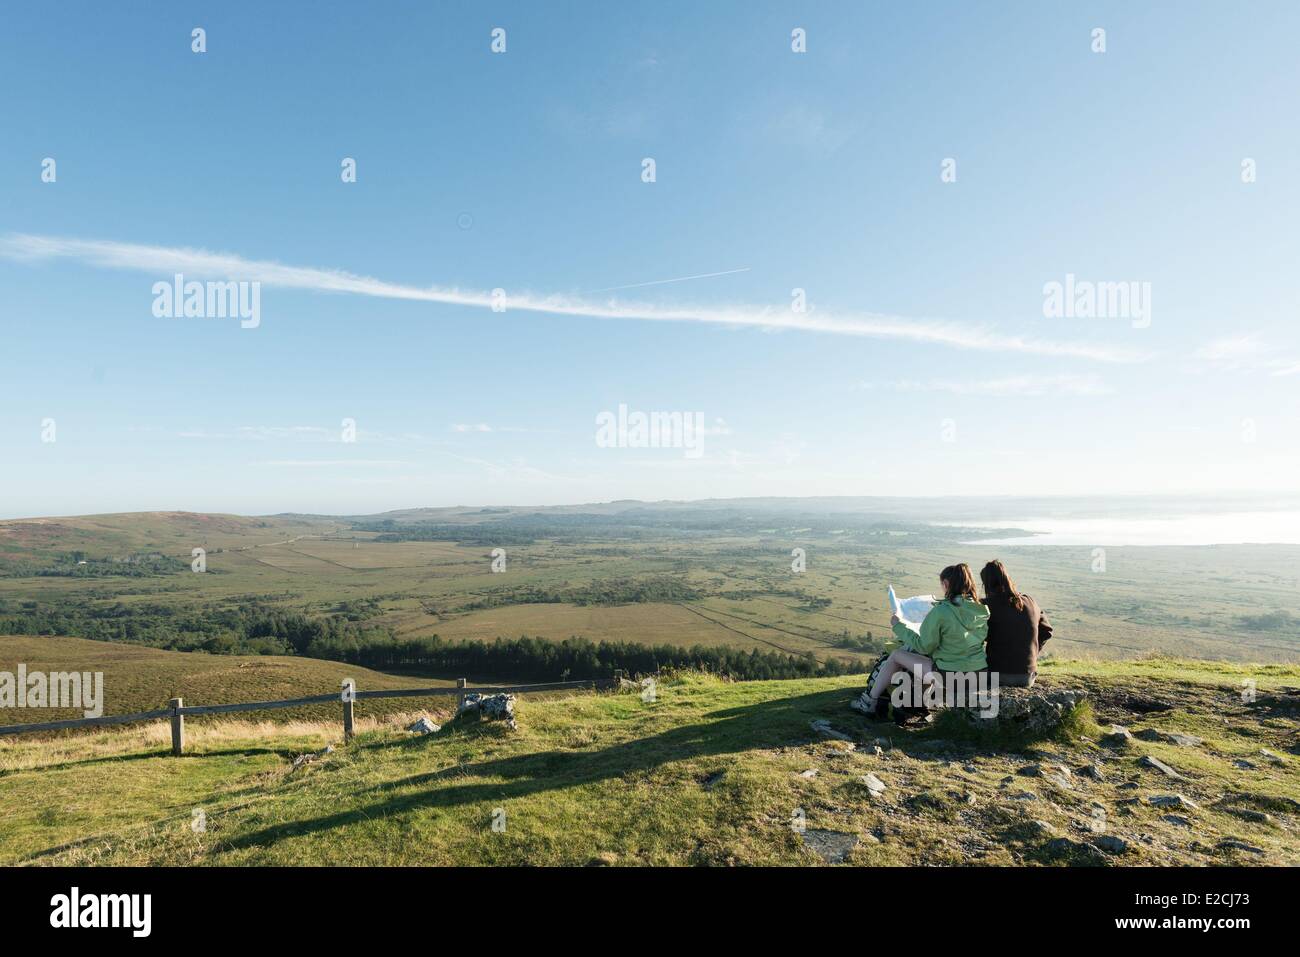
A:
[864,563,990,719]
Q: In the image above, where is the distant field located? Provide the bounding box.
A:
[0,635,457,727]
[1,508,1297,669]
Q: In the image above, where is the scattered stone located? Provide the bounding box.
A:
[456,693,518,730]
[290,746,334,771]
[1217,839,1265,856]
[1228,809,1275,826]
[406,716,440,734]
[1043,836,1104,861]
[1149,794,1199,811]
[810,719,854,742]
[1031,820,1058,836]
[1092,835,1130,855]
[1077,763,1106,781]
[860,773,887,796]
[1135,728,1203,747]
[802,828,859,864]
[1009,791,1039,801]
[1233,759,1257,770]
[1139,755,1186,780]
[1102,725,1134,747]
[799,768,819,779]
[1161,814,1193,828]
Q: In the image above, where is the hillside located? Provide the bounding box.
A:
[2,656,1297,866]
[3,508,1299,667]
[0,635,457,724]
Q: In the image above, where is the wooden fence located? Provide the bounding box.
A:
[0,675,624,754]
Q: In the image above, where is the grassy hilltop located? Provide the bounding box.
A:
[2,646,1297,867]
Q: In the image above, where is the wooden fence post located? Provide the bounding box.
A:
[456,677,467,711]
[342,680,355,742]
[170,698,184,756]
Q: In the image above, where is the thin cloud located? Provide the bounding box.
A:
[1193,335,1299,376]
[876,374,1112,397]
[2,233,1143,362]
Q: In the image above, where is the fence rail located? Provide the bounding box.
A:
[0,675,624,753]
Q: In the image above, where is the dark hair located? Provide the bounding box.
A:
[939,563,979,605]
[980,559,1025,612]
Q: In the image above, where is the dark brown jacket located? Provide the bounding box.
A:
[983,592,1052,677]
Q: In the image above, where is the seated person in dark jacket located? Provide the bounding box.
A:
[979,560,1052,687]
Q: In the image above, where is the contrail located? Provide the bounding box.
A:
[582,267,751,294]
[0,233,1146,362]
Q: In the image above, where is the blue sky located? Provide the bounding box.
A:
[2,1,1298,517]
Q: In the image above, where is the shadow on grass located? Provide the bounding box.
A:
[215,687,856,852]
[1,745,303,778]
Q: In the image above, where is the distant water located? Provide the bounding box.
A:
[958,510,1300,547]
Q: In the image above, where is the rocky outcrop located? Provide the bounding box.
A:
[457,692,518,730]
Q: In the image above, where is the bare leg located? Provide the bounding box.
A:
[870,649,935,701]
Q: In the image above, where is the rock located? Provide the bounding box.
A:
[1044,769,1073,790]
[1139,755,1185,779]
[1232,759,1257,770]
[1092,835,1129,855]
[1077,763,1106,781]
[1217,839,1264,855]
[1135,728,1203,747]
[290,746,334,771]
[802,828,859,864]
[799,768,819,779]
[457,692,517,729]
[810,719,854,742]
[1161,814,1193,827]
[1149,794,1199,811]
[1043,836,1104,861]
[1031,820,1059,836]
[1009,791,1039,802]
[1102,725,1134,747]
[967,687,1088,737]
[1228,809,1275,825]
[407,716,440,734]
[1260,749,1286,764]
[861,773,887,796]
[872,737,892,751]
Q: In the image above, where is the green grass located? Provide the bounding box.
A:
[3,658,1297,866]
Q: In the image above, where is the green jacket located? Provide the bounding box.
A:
[891,596,990,672]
